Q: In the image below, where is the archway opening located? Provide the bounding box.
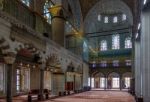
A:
[46,54,64,95]
[108,72,120,89]
[122,72,132,89]
[89,72,106,89]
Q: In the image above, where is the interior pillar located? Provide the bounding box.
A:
[73,73,75,91]
[50,5,65,47]
[120,75,122,90]
[4,53,16,102]
[104,75,107,90]
[50,71,54,95]
[80,74,83,90]
[135,41,142,97]
[140,10,150,102]
[38,62,45,100]
[89,73,92,88]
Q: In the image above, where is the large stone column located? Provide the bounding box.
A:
[74,74,77,90]
[49,5,65,47]
[90,77,92,88]
[81,74,83,90]
[135,41,142,97]
[135,9,150,102]
[119,75,122,90]
[38,62,45,100]
[82,63,89,88]
[4,54,16,102]
[140,10,150,102]
[105,75,107,90]
[50,71,54,95]
[73,73,75,91]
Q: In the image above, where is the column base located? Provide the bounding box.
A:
[6,98,12,102]
[38,94,44,100]
[28,95,32,102]
[45,93,49,99]
[137,97,143,102]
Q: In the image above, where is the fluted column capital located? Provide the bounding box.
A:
[3,52,16,64]
[48,5,63,17]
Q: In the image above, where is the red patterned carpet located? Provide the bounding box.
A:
[45,91,135,102]
[0,91,135,102]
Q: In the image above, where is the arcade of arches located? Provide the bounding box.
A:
[0,0,150,102]
[89,72,132,90]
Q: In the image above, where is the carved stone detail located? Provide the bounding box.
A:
[3,52,16,64]
[0,9,85,73]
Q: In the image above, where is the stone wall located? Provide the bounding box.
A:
[83,63,89,87]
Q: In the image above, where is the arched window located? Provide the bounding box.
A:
[125,37,132,48]
[44,0,53,24]
[100,40,107,51]
[16,69,20,91]
[98,14,101,21]
[104,16,108,23]
[16,64,30,92]
[112,34,120,49]
[113,60,119,67]
[92,61,96,68]
[113,16,118,23]
[101,61,107,67]
[122,14,127,21]
[125,60,132,66]
[21,0,30,6]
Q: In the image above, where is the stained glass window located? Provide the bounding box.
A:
[122,14,127,21]
[21,0,30,6]
[88,78,91,87]
[100,40,107,51]
[98,14,101,21]
[125,37,132,48]
[112,34,120,49]
[92,61,96,68]
[16,69,20,92]
[101,61,107,67]
[44,0,53,24]
[92,63,96,68]
[16,67,30,92]
[112,78,120,88]
[125,77,131,88]
[113,60,119,67]
[113,16,118,23]
[125,60,132,66]
[100,78,105,88]
[104,16,108,23]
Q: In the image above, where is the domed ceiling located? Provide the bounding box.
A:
[79,0,140,34]
[84,0,133,33]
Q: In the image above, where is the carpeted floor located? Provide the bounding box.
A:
[0,91,136,102]
[45,91,135,102]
